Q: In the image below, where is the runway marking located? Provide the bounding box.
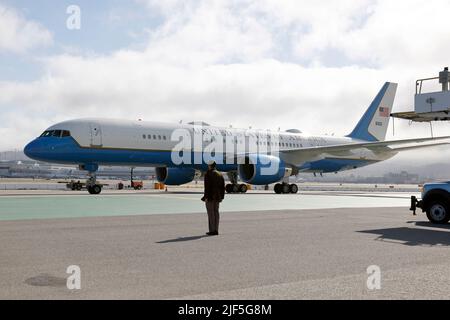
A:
[0,193,199,201]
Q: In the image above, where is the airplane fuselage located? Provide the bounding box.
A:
[24,118,395,174]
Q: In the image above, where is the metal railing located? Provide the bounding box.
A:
[416,77,440,94]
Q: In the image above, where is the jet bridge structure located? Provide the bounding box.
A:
[391,68,450,220]
[391,67,450,122]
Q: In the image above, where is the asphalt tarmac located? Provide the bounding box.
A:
[1,200,449,299]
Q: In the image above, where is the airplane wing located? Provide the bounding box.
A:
[282,136,450,158]
[388,142,450,152]
[280,136,450,163]
[226,136,450,165]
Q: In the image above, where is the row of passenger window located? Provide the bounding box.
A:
[142,129,307,149]
[143,134,167,140]
[142,132,301,148]
[40,130,71,138]
[257,141,302,148]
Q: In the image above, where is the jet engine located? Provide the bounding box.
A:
[156,167,197,185]
[237,154,292,185]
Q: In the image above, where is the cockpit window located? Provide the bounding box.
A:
[40,130,71,138]
[52,130,62,137]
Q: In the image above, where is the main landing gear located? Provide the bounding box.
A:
[226,183,248,194]
[225,171,247,194]
[274,183,298,194]
[77,164,103,195]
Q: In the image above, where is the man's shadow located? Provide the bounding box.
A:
[156,235,209,244]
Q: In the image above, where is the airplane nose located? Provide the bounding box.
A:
[24,140,39,160]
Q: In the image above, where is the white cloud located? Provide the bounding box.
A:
[138,0,191,15]
[334,0,450,68]
[255,0,450,70]
[141,0,273,66]
[0,4,52,54]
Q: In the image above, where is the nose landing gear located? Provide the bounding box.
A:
[83,166,103,195]
[87,184,102,195]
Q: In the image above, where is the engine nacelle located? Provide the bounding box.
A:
[238,154,292,185]
[156,167,197,185]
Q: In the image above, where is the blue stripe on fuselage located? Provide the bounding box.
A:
[24,137,375,174]
[23,137,236,171]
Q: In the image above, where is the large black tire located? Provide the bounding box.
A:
[274,183,282,194]
[290,184,299,194]
[239,184,248,193]
[225,184,233,194]
[231,184,240,193]
[88,185,102,195]
[281,183,290,194]
[426,200,450,224]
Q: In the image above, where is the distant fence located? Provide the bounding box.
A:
[0,183,117,191]
[0,183,67,190]
[0,181,156,191]
[297,185,420,193]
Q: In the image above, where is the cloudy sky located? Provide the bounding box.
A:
[1,0,450,165]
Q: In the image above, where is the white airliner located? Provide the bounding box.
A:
[24,82,449,194]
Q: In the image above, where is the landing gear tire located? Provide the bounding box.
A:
[290,184,299,194]
[426,200,450,224]
[239,184,248,193]
[281,183,290,194]
[274,183,282,194]
[88,185,102,195]
[226,183,247,194]
[274,183,294,194]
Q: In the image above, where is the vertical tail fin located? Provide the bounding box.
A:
[347,82,397,142]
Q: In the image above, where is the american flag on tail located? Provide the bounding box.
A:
[379,107,390,117]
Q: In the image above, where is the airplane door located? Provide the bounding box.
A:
[90,123,103,147]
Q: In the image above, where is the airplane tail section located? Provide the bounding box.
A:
[347,82,397,142]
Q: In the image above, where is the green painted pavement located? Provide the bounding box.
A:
[0,192,413,221]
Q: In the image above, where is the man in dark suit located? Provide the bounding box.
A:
[201,161,225,236]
